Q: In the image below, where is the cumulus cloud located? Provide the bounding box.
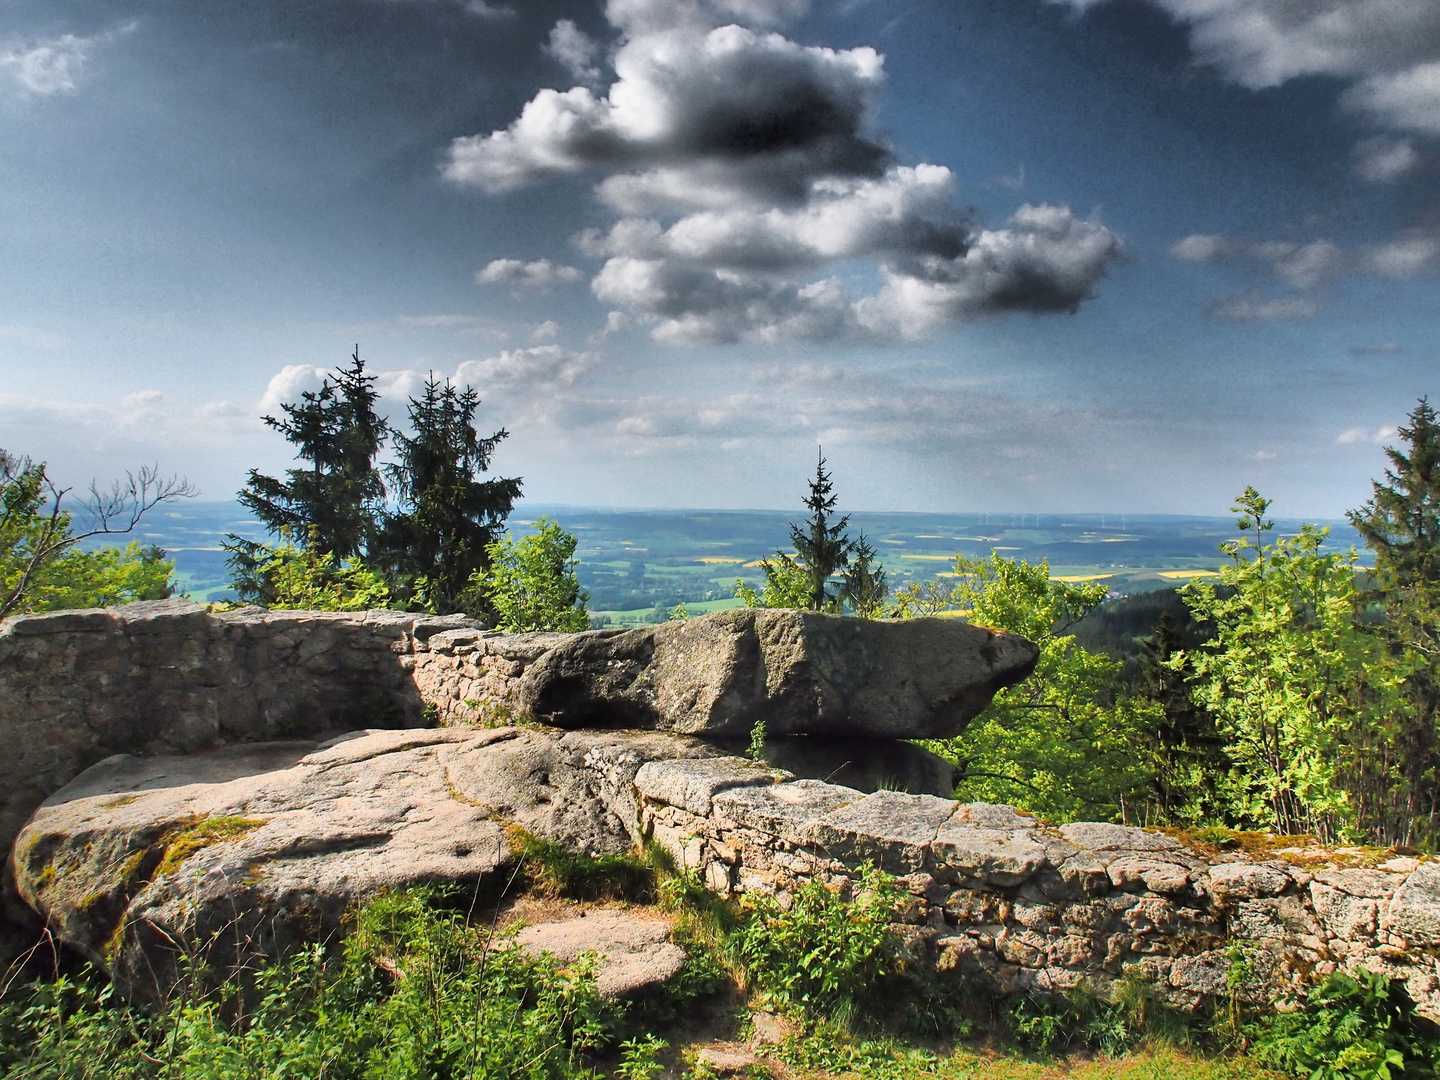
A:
[0,24,132,99]
[857,204,1122,337]
[1206,292,1318,321]
[545,20,604,85]
[447,2,1121,343]
[532,319,561,341]
[1353,136,1421,182]
[444,23,887,205]
[476,258,584,290]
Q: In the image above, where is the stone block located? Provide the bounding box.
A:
[809,789,955,873]
[634,756,789,817]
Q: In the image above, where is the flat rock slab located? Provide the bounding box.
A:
[515,607,1038,739]
[511,909,685,997]
[10,725,716,1000]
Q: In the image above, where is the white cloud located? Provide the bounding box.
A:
[1206,292,1318,320]
[443,21,887,202]
[1353,136,1420,182]
[532,319,561,341]
[1365,229,1440,278]
[1170,234,1233,263]
[0,24,132,99]
[476,258,584,290]
[1344,60,1440,134]
[457,346,599,391]
[1349,341,1403,355]
[257,365,326,418]
[545,20,604,85]
[1338,425,1398,444]
[587,310,632,344]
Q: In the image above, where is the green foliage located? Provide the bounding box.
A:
[934,551,1155,822]
[1178,488,1396,839]
[0,888,624,1080]
[381,377,522,616]
[1247,968,1440,1080]
[24,542,174,612]
[2,450,190,618]
[473,517,589,632]
[1008,973,1191,1058]
[746,716,767,760]
[732,866,905,1025]
[224,529,392,610]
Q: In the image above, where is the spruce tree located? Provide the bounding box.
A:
[1346,398,1440,845]
[379,377,522,615]
[765,449,852,611]
[1349,397,1440,591]
[234,347,388,558]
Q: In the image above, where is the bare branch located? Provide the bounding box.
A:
[76,465,197,540]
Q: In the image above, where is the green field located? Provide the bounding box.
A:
[98,502,1363,621]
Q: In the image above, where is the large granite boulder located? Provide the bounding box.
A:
[10,726,721,1000]
[513,608,1037,739]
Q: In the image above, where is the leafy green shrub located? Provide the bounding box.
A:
[732,866,905,1025]
[1248,968,1440,1080]
[0,888,624,1080]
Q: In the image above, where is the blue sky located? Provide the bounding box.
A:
[1,0,1436,517]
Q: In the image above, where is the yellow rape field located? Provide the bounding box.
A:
[1157,569,1220,579]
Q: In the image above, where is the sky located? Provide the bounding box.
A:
[1,0,1437,518]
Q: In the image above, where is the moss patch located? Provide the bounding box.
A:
[152,816,267,880]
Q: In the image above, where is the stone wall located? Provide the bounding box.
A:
[630,757,1440,1019]
[0,601,504,867]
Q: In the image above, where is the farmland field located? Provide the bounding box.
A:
[104,501,1364,620]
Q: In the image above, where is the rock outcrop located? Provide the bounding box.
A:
[11,727,729,999]
[14,725,1440,1019]
[0,601,1036,893]
[499,608,1038,738]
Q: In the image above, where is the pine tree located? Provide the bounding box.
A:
[379,377,522,615]
[234,347,388,559]
[788,448,852,611]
